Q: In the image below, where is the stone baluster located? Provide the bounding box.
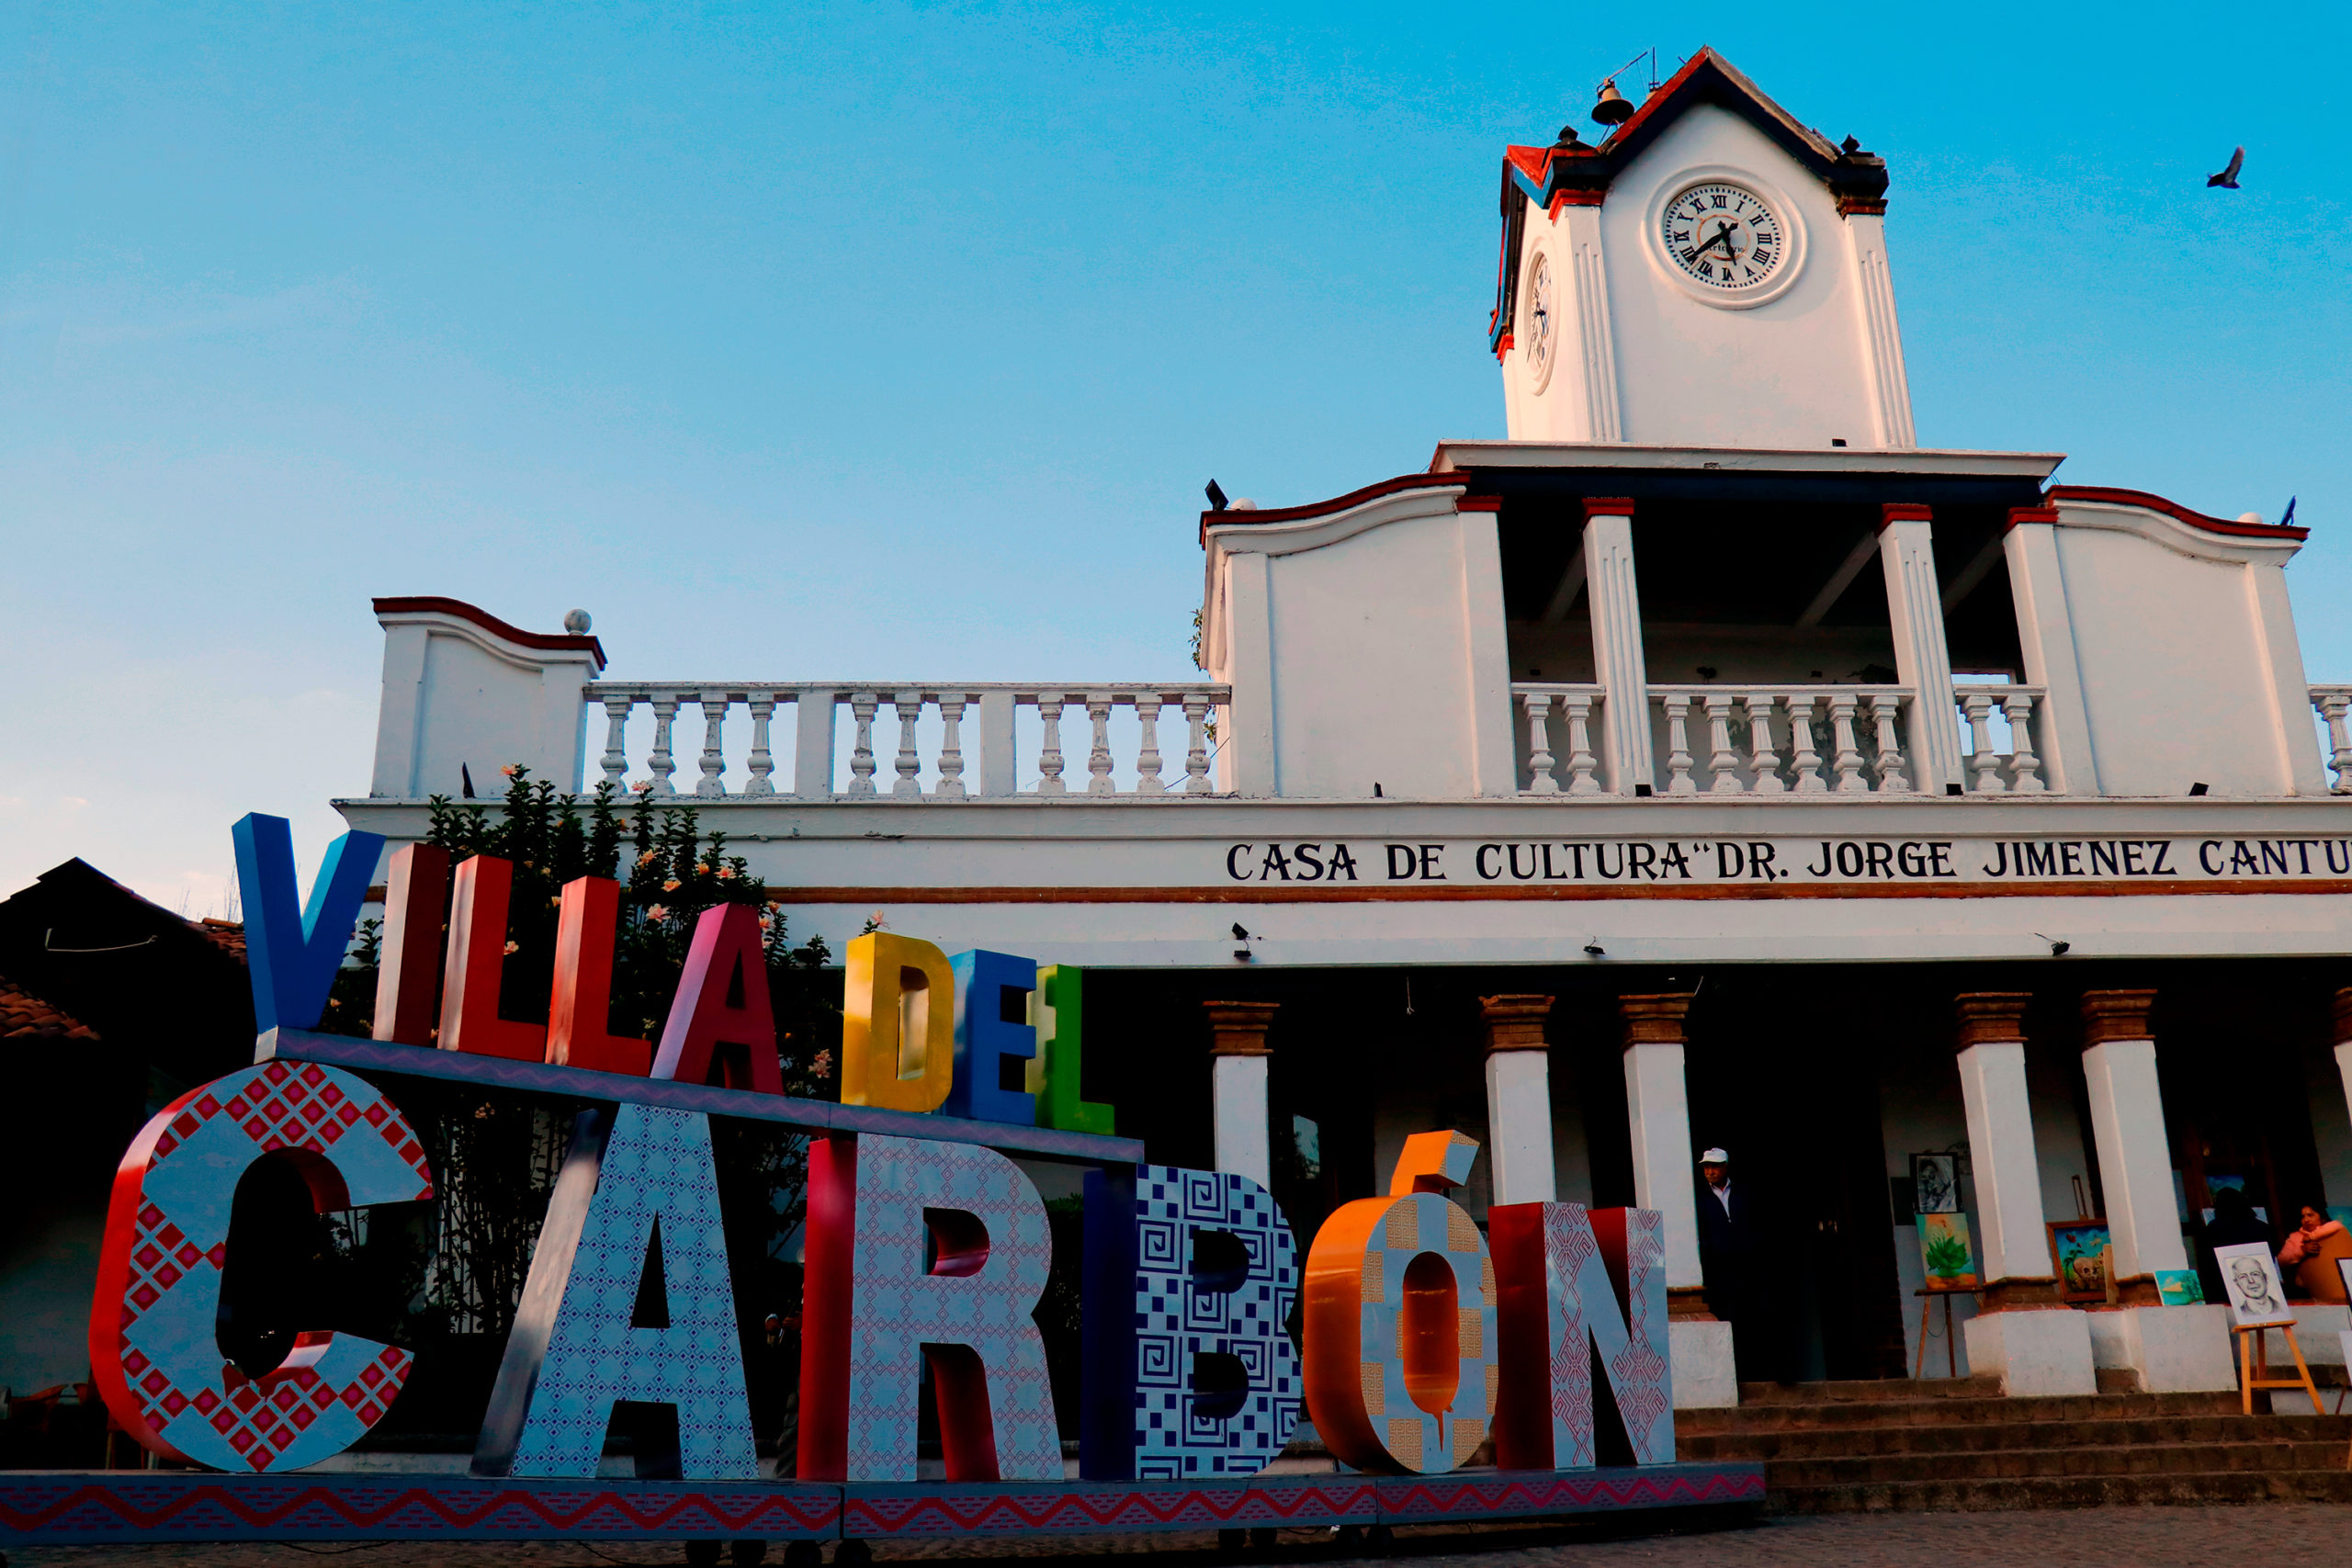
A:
[598,695,634,789]
[694,694,730,798]
[1744,695,1785,794]
[2002,693,2046,793]
[891,692,925,797]
[1826,694,1867,795]
[1702,694,1743,794]
[1870,694,1912,793]
[1561,694,1602,795]
[1786,695,1826,794]
[2318,694,2352,793]
[1182,694,1213,794]
[645,694,680,797]
[1035,693,1068,795]
[1663,695,1698,795]
[1961,691,2004,793]
[1085,694,1116,795]
[1132,694,1166,795]
[1522,691,1560,794]
[845,693,879,796]
[743,694,777,795]
[935,694,968,798]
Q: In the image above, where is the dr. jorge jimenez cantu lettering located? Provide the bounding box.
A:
[1219,837,2352,886]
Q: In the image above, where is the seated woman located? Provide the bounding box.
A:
[2278,1203,2352,1303]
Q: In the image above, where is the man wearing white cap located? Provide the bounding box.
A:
[1693,1146,1758,1373]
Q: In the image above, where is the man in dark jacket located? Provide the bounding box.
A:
[1693,1146,1767,1378]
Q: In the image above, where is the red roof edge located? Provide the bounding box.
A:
[2046,487,2308,543]
[1199,472,1466,547]
[372,596,609,664]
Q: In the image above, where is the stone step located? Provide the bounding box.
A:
[1763,1438,2352,1490]
[1775,1467,2352,1513]
[1735,1377,2000,1404]
[1676,1388,2248,1434]
[1679,1412,2352,1461]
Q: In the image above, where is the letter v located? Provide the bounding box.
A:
[232,812,385,1034]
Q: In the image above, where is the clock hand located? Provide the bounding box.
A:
[1709,220,1740,260]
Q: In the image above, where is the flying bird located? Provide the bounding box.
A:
[2208,146,2244,188]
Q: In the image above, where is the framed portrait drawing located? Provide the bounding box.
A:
[2046,1219,2113,1303]
[1911,1153,1961,1216]
[2213,1241,2296,1328]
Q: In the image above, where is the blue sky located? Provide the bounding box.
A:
[1,2,2345,908]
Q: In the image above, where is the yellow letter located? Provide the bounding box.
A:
[842,933,957,1112]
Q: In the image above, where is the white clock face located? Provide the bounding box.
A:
[1658,181,1784,291]
[1522,250,1554,382]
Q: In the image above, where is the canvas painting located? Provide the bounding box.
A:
[2336,1258,2352,1308]
[2213,1241,2296,1327]
[2047,1220,2114,1302]
[2156,1269,2205,1306]
[1911,1154,1961,1216]
[1917,1212,1978,1290]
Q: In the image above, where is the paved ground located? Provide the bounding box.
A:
[15,1506,2352,1568]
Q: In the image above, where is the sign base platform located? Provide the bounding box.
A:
[0,1463,1762,1546]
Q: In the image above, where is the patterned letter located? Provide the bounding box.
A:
[232,813,383,1034]
[89,1064,434,1471]
[1080,1165,1300,1480]
[1301,1132,1498,1474]
[475,1104,756,1479]
[797,1134,1058,1482]
[1489,1202,1673,1469]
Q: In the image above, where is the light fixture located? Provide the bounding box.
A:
[1205,479,1228,512]
[1583,942,1606,958]
[2188,782,2210,796]
[2036,932,2071,956]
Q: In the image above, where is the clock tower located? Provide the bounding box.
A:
[1493,50,1915,449]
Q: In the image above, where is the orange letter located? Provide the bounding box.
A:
[437,856,545,1061]
[547,875,652,1076]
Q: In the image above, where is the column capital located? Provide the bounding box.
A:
[2332,987,2352,1045]
[1479,994,1554,1054]
[2080,989,2157,1047]
[1620,992,1694,1047]
[1204,999,1278,1056]
[1580,495,1635,522]
[1954,991,2033,1050]
[1878,502,1933,531]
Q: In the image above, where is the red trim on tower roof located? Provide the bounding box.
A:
[1457,495,1503,513]
[2046,487,2308,542]
[1198,472,1466,547]
[1878,502,1932,532]
[2004,506,2060,531]
[371,596,609,663]
[1582,497,1635,520]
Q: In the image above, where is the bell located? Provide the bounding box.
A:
[1590,77,1634,127]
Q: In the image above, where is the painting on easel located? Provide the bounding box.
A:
[1918,1212,1978,1291]
[2214,1242,2296,1328]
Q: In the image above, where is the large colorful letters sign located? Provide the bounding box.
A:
[799,1133,1060,1483]
[1080,1165,1301,1480]
[1302,1132,1498,1474]
[232,814,384,1035]
[475,1104,757,1479]
[89,1063,435,1471]
[1489,1202,1673,1469]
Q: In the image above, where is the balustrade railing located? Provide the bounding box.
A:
[2312,686,2352,794]
[1513,683,2054,795]
[584,683,1227,800]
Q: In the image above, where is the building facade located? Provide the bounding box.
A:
[338,51,2352,1410]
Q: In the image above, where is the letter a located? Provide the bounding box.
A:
[651,904,780,1092]
[475,1104,756,1479]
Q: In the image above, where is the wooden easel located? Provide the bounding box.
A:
[2234,1321,2323,1416]
[1913,1285,1980,1380]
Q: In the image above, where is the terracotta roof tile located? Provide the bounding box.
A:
[0,974,97,1040]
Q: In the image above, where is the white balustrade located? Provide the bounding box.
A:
[1953,685,2052,794]
[1513,685,1605,795]
[2312,687,2352,794]
[582,683,1229,800]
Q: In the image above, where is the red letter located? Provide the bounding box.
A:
[547,876,651,1076]
[651,904,780,1093]
[372,844,449,1046]
[436,856,545,1061]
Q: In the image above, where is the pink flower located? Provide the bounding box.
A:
[717,865,737,880]
[662,878,681,892]
[503,940,519,955]
[647,905,669,922]
[630,779,654,794]
[870,909,888,929]
[811,1049,834,1076]
[500,764,522,778]
[638,851,659,866]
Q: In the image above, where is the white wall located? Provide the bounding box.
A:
[371,605,602,799]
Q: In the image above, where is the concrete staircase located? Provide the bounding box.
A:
[1675,1377,2352,1511]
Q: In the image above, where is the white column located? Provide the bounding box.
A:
[2078,991,2189,1281]
[1481,995,1555,1206]
[1582,500,1653,795]
[2335,990,2352,1141]
[1952,995,2052,1288]
[1205,1001,1276,1189]
[1876,506,1964,794]
[1620,995,1701,1291]
[2001,509,2098,795]
[1844,209,1917,450]
[1459,504,1521,797]
[1214,552,1276,797]
[793,690,838,797]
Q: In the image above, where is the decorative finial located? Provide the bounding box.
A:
[563,608,592,634]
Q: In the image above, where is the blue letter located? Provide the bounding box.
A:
[945,950,1037,1124]
[231,813,384,1034]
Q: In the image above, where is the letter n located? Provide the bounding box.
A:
[1488,1201,1673,1468]
[797,1133,1060,1483]
[473,1104,756,1479]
